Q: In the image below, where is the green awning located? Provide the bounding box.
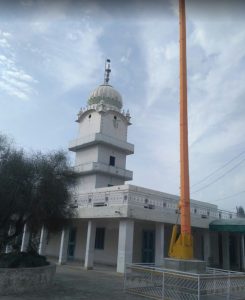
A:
[209,218,245,233]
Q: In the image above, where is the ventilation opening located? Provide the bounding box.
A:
[93,202,107,207]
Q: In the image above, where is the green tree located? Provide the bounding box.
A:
[0,134,77,252]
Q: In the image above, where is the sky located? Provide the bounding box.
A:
[0,0,245,212]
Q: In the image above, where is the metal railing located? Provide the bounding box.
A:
[124,263,245,300]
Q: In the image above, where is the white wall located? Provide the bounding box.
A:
[76,175,97,193]
[95,174,124,188]
[63,220,119,265]
[97,145,126,169]
[78,111,101,137]
[46,232,61,257]
[101,112,127,141]
[94,221,119,265]
[73,221,87,261]
[75,146,99,166]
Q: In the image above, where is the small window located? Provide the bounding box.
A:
[114,115,117,120]
[88,114,91,119]
[93,202,107,207]
[109,156,115,166]
[108,184,113,187]
[95,228,105,250]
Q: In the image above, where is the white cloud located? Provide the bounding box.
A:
[129,7,245,210]
[23,18,104,92]
[0,30,38,100]
[120,48,132,64]
[185,16,245,209]
[0,38,10,48]
[138,19,179,107]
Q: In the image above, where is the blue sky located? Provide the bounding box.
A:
[0,0,245,212]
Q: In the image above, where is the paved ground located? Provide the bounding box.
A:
[2,263,245,300]
[1,264,143,300]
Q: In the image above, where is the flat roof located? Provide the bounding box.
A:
[209,218,245,233]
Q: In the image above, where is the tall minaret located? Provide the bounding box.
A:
[69,59,134,192]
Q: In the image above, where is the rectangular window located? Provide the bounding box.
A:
[109,156,115,166]
[95,228,105,250]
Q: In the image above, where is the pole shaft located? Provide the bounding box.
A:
[179,0,191,234]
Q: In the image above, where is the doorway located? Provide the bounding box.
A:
[142,230,155,263]
[67,228,76,260]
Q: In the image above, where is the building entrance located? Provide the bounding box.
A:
[142,230,155,263]
[67,228,76,260]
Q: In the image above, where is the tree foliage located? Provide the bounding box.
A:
[0,134,77,252]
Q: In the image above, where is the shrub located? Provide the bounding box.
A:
[0,252,49,268]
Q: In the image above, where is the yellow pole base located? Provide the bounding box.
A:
[168,232,193,260]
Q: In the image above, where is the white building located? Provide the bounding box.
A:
[23,63,245,273]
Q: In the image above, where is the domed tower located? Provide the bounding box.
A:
[69,59,134,192]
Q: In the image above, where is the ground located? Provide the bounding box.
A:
[1,263,143,300]
[1,263,244,300]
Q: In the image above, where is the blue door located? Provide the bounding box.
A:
[67,228,76,260]
[142,230,155,263]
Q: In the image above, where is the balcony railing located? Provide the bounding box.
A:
[74,162,133,181]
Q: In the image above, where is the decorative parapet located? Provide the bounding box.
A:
[71,184,236,226]
[76,104,131,124]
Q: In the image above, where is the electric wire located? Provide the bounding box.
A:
[191,149,245,188]
[211,190,245,203]
[191,156,245,194]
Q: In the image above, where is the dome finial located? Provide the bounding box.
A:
[104,58,111,85]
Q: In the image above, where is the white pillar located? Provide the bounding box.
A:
[38,226,48,256]
[21,224,30,252]
[84,220,96,270]
[58,228,69,265]
[222,232,230,270]
[117,219,134,273]
[5,225,14,253]
[155,223,164,265]
[241,234,245,271]
[204,231,211,263]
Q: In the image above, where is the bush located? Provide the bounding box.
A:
[0,252,49,268]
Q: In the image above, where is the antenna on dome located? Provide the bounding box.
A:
[104,58,111,85]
